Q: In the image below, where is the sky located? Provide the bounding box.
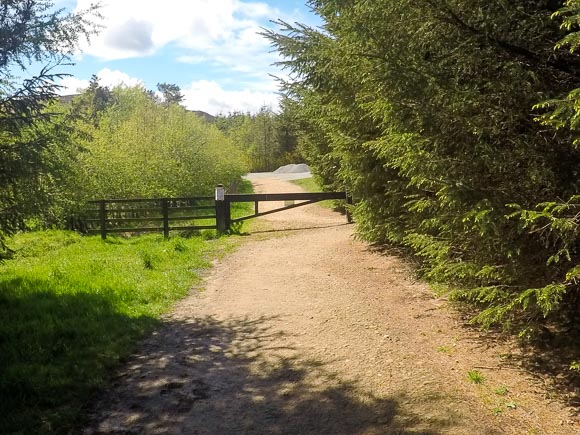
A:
[52,0,321,115]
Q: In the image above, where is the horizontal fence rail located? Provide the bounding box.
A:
[86,187,353,239]
[225,192,349,202]
[215,188,353,233]
[86,197,216,239]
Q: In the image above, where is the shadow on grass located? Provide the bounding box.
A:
[85,314,462,435]
[0,278,158,434]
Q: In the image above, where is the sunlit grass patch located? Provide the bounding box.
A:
[290,177,335,209]
[466,369,486,385]
[0,230,233,434]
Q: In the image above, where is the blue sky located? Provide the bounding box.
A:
[53,0,321,115]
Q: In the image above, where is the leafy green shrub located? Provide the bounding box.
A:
[74,86,248,201]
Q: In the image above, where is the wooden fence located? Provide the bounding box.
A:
[86,197,216,239]
[86,187,353,239]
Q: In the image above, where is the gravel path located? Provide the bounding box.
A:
[85,177,579,434]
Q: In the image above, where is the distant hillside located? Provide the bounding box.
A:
[190,110,216,123]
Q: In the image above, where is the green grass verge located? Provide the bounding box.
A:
[230,179,254,222]
[288,177,319,193]
[0,230,237,434]
[289,177,343,210]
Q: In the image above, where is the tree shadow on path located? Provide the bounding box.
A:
[86,314,459,434]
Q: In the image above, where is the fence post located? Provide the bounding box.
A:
[99,200,107,240]
[215,184,227,234]
[225,198,231,230]
[345,191,353,224]
[161,198,169,238]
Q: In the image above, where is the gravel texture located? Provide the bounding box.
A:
[84,176,579,435]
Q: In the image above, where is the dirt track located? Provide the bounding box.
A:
[86,176,579,434]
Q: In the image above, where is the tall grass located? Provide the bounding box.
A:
[0,230,235,434]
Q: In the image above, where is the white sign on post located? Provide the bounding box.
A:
[215,185,225,201]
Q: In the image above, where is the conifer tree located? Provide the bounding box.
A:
[265,0,580,330]
[0,1,100,250]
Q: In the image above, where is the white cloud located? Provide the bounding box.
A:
[58,76,90,95]
[104,18,154,53]
[57,68,143,94]
[236,2,272,18]
[66,1,302,112]
[72,0,289,83]
[176,55,208,64]
[60,72,279,115]
[182,80,278,115]
[75,0,282,61]
[97,68,144,88]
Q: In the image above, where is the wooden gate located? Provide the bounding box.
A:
[215,185,352,233]
[86,187,353,239]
